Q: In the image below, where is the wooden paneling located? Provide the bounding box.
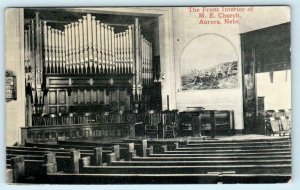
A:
[79,90,84,104]
[58,90,66,104]
[49,91,57,105]
[58,106,67,113]
[49,106,57,113]
[91,90,97,103]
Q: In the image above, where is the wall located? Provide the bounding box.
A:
[239,6,290,33]
[170,7,244,132]
[256,70,291,111]
[5,9,25,145]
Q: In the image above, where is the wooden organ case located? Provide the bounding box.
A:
[24,11,156,123]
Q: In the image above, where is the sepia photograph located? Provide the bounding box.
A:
[5,6,291,184]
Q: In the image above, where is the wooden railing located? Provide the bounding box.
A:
[21,122,135,145]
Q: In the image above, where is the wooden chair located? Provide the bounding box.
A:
[67,112,79,125]
[265,110,276,118]
[57,112,68,125]
[81,112,95,124]
[45,113,58,126]
[111,110,125,123]
[267,117,282,136]
[280,116,291,137]
[96,112,113,124]
[144,110,161,139]
[161,110,178,139]
[178,112,194,137]
[32,113,47,126]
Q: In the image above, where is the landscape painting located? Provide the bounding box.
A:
[181,34,239,91]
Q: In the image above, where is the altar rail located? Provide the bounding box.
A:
[21,123,135,146]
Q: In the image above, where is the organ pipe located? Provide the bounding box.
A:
[79,19,84,72]
[96,20,101,73]
[92,16,97,72]
[75,22,80,73]
[24,14,154,110]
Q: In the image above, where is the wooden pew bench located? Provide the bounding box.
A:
[23,143,123,163]
[57,139,145,157]
[45,173,291,184]
[26,141,139,161]
[5,153,56,183]
[78,164,291,175]
[184,139,291,147]
[109,159,291,166]
[134,154,291,161]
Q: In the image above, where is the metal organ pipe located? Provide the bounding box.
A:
[67,24,72,73]
[51,28,55,73]
[83,16,88,73]
[64,25,69,73]
[87,14,93,73]
[43,21,48,74]
[75,22,80,73]
[104,24,108,72]
[128,25,133,64]
[62,31,66,73]
[71,23,76,73]
[111,27,115,73]
[58,30,62,73]
[96,20,101,73]
[55,29,59,73]
[78,19,84,72]
[115,33,120,73]
[120,32,124,73]
[92,16,97,73]
[100,23,105,71]
[108,26,111,73]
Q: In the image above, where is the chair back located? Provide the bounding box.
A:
[162,110,178,125]
[97,112,112,123]
[146,110,161,126]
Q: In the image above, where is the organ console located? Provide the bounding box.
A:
[24,12,155,122]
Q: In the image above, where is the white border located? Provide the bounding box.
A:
[1,1,299,190]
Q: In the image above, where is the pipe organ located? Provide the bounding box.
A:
[24,12,154,116]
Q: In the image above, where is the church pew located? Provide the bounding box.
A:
[57,139,145,157]
[24,141,135,162]
[7,142,131,169]
[109,159,291,166]
[161,149,291,155]
[6,153,56,183]
[184,140,291,147]
[185,137,290,144]
[134,154,291,161]
[78,164,291,175]
[6,169,13,183]
[176,144,291,151]
[23,142,122,162]
[76,153,291,175]
[45,173,291,184]
[150,144,291,155]
[7,149,75,175]
[6,147,101,173]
